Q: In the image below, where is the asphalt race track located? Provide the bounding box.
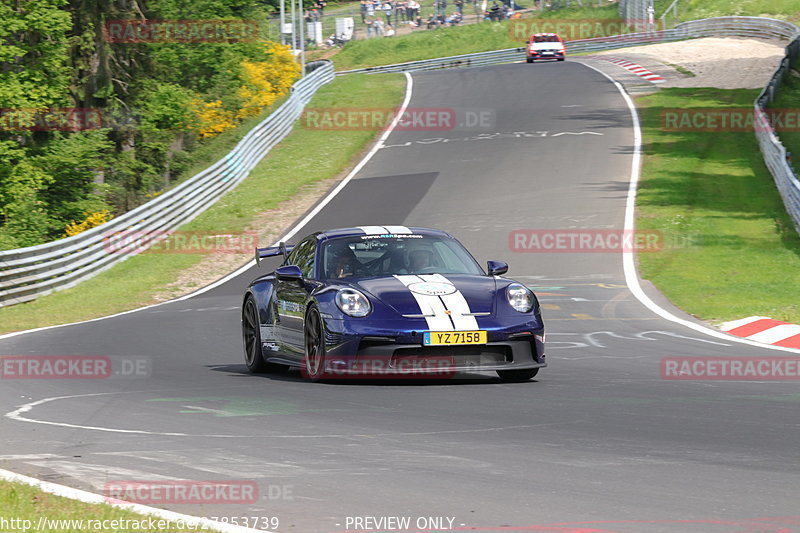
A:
[1,62,799,533]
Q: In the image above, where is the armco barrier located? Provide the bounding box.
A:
[0,61,335,308]
[338,16,800,235]
[755,35,800,235]
[3,17,800,309]
[338,17,799,74]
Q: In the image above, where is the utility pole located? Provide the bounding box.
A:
[290,0,296,58]
[299,0,306,75]
[280,0,286,45]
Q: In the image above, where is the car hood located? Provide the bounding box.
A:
[352,274,497,319]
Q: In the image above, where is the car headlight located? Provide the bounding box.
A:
[506,283,533,313]
[335,288,372,317]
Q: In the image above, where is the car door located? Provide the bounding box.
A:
[274,236,317,356]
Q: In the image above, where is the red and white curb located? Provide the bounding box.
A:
[596,57,665,83]
[720,316,800,349]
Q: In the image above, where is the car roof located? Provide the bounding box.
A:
[316,226,453,241]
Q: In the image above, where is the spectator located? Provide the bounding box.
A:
[396,1,407,22]
[489,1,501,20]
[407,0,420,21]
[366,0,375,19]
[315,0,327,15]
[382,1,394,25]
[454,0,463,13]
[365,16,375,36]
[426,12,437,28]
[360,0,369,22]
[374,17,385,35]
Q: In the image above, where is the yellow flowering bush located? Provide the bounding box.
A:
[187,42,301,138]
[64,210,111,237]
[236,42,301,120]
[190,99,238,139]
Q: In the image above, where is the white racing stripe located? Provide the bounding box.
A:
[393,275,480,331]
[383,225,413,234]
[357,225,413,235]
[420,274,479,330]
[358,225,390,235]
[394,275,453,331]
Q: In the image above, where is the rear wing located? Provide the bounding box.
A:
[255,242,294,266]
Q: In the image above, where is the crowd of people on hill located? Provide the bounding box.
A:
[312,0,522,45]
[357,0,521,36]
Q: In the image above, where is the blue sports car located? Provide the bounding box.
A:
[241,226,546,382]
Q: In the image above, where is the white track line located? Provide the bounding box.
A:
[579,62,800,354]
[0,72,415,342]
[0,468,272,533]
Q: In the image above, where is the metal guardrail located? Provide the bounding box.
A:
[755,35,800,235]
[338,17,799,74]
[3,17,800,308]
[0,61,335,308]
[338,16,800,235]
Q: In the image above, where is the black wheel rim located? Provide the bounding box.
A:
[243,299,259,367]
[305,309,323,376]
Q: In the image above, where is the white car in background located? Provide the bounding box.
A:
[526,33,566,63]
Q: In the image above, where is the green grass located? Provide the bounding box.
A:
[329,0,800,72]
[0,480,222,533]
[769,68,800,176]
[666,62,696,77]
[332,4,619,71]
[636,87,800,323]
[654,0,800,24]
[0,73,406,335]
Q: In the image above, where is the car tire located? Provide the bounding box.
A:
[557,58,565,61]
[303,305,328,382]
[526,58,534,63]
[242,296,288,374]
[497,368,539,382]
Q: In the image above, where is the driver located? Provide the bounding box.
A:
[328,242,360,279]
[408,248,433,273]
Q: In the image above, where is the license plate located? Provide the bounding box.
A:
[423,331,487,346]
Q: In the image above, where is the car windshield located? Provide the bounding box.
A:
[533,35,560,42]
[321,234,484,279]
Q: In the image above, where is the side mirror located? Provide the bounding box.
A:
[487,260,508,276]
[276,264,303,281]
